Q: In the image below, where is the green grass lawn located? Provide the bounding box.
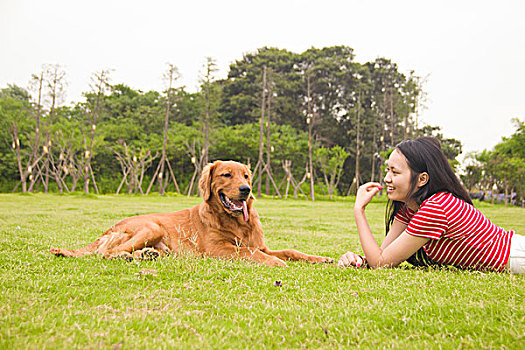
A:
[0,193,524,349]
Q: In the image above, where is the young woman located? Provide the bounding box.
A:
[338,137,525,274]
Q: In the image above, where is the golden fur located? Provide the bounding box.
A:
[51,160,333,267]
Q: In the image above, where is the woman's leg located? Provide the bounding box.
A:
[508,234,525,274]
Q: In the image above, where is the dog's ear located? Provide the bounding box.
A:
[199,161,217,201]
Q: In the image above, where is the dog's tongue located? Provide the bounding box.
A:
[242,201,248,222]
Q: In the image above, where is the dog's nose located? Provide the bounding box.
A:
[239,185,251,196]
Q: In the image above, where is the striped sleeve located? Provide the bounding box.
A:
[405,201,448,240]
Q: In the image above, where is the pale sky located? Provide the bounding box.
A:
[1,0,524,158]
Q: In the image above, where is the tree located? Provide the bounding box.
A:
[199,57,221,166]
[315,146,350,199]
[256,65,267,197]
[220,47,302,127]
[112,140,157,195]
[81,69,111,194]
[26,64,68,193]
[340,66,371,193]
[304,66,316,201]
[0,85,34,192]
[147,64,181,195]
[27,70,45,191]
[460,154,483,193]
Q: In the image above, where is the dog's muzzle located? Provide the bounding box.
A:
[219,191,249,222]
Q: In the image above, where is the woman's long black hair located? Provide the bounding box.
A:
[385,137,472,266]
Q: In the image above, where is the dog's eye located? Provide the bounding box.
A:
[244,174,249,179]
[221,173,232,178]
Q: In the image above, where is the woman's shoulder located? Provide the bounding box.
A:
[422,192,474,218]
[421,192,458,207]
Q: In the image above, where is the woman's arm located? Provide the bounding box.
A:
[352,182,429,268]
[381,219,407,249]
[338,215,407,267]
[354,206,429,268]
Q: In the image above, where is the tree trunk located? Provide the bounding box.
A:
[29,71,44,191]
[12,125,27,192]
[257,65,267,197]
[504,178,509,207]
[84,70,107,194]
[390,90,395,146]
[265,70,272,195]
[355,89,361,191]
[371,114,377,182]
[203,77,210,166]
[306,70,315,201]
[148,64,180,196]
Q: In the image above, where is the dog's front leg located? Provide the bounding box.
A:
[262,247,334,264]
[208,245,287,267]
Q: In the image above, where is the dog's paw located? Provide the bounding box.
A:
[320,256,335,264]
[50,248,66,257]
[266,257,287,267]
[118,252,134,262]
[105,251,134,262]
[307,255,334,264]
[133,248,160,261]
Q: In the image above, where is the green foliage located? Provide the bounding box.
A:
[315,146,350,176]
[211,123,308,175]
[460,163,483,192]
[0,85,33,181]
[0,85,32,138]
[315,146,350,198]
[471,119,525,205]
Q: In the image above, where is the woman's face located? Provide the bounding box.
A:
[384,149,414,205]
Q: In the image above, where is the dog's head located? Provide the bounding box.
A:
[198,160,255,221]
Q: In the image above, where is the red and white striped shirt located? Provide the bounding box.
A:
[395,192,514,271]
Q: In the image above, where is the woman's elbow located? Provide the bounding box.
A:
[368,257,401,269]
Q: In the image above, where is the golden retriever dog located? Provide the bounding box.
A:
[51,160,334,267]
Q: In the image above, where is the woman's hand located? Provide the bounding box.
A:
[354,182,382,211]
[337,251,365,268]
